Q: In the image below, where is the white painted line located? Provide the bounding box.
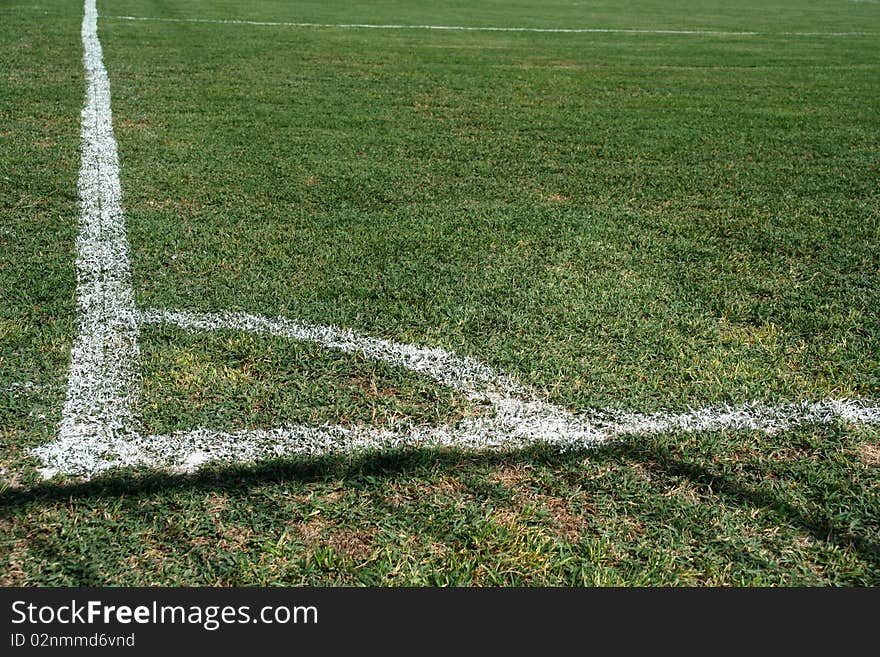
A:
[2,382,62,395]
[104,15,875,37]
[138,308,523,396]
[135,308,880,474]
[142,397,880,475]
[31,0,143,478]
[4,382,43,392]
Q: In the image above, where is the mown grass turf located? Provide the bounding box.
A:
[0,1,81,488]
[139,325,479,435]
[100,3,880,413]
[1,0,879,585]
[3,431,879,585]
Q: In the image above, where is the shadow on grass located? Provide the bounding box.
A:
[2,440,878,568]
[650,455,880,563]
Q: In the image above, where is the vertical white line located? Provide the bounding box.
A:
[37,0,142,476]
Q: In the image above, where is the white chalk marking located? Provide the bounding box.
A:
[130,309,879,474]
[27,1,880,479]
[141,398,880,473]
[36,303,880,477]
[31,0,143,477]
[104,15,874,37]
[138,308,522,396]
[2,382,63,396]
[4,382,47,393]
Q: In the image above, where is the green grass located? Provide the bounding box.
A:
[0,1,81,488]
[1,0,879,585]
[3,433,879,585]
[139,325,479,434]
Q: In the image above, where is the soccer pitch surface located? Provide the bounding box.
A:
[1,0,879,584]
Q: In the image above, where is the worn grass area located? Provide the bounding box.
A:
[1,0,879,585]
[3,431,879,585]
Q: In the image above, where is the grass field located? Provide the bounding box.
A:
[1,0,879,585]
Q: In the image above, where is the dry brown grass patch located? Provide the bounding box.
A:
[384,475,467,507]
[663,480,702,504]
[490,507,521,528]
[540,495,589,542]
[327,528,375,561]
[118,119,149,129]
[0,538,30,585]
[490,464,592,541]
[859,443,880,466]
[215,523,255,550]
[425,540,450,559]
[794,535,815,549]
[490,463,535,488]
[318,489,345,504]
[295,484,345,505]
[296,515,330,546]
